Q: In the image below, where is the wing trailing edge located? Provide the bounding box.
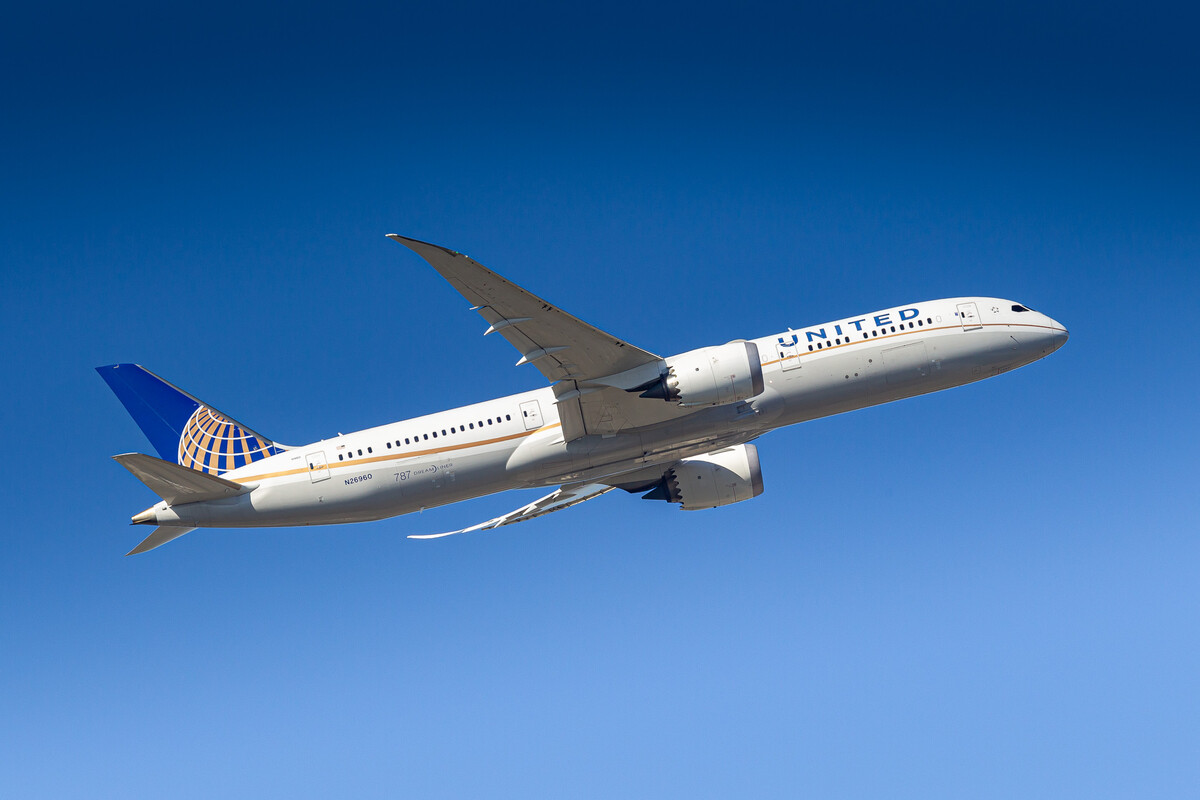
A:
[388,234,713,442]
[387,234,661,384]
[409,483,614,539]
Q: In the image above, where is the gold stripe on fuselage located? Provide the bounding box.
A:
[227,423,561,484]
[761,321,1063,368]
[228,322,1062,483]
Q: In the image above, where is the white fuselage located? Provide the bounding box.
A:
[146,297,1067,529]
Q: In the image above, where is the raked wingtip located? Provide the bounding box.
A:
[407,531,459,540]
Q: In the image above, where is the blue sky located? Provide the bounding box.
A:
[2,1,1198,797]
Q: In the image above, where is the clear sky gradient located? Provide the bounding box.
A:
[2,2,1198,797]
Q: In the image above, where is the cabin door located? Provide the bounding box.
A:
[519,399,543,430]
[956,302,982,331]
[306,451,330,483]
[777,336,801,371]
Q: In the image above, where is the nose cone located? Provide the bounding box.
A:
[1040,313,1069,354]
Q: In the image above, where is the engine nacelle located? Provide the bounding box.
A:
[639,341,764,407]
[643,443,764,510]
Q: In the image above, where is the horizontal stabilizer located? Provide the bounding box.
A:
[113,453,250,505]
[127,526,196,556]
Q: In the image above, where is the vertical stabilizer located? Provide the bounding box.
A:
[97,364,284,475]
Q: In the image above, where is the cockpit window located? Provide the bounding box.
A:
[1012,304,1032,312]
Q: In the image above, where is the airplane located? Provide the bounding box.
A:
[98,235,1069,555]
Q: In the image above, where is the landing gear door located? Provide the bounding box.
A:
[519,399,543,430]
[956,302,982,331]
[307,451,330,483]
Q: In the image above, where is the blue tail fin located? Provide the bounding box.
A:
[97,364,284,475]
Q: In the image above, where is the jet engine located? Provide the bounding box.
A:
[636,341,764,407]
[642,443,764,510]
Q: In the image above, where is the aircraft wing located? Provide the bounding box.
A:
[409,483,614,539]
[388,235,662,383]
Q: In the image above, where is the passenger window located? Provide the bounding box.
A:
[357,449,362,456]
[386,442,391,449]
[423,434,428,440]
[338,454,343,461]
[432,432,437,438]
[506,414,511,421]
[808,345,813,351]
[487,419,492,425]
[890,326,896,332]
[367,447,373,453]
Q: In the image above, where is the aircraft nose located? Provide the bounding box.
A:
[1041,314,1069,353]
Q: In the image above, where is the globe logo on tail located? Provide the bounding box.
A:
[177,406,281,475]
